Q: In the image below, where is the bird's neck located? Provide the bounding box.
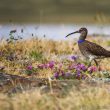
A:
[78,39,85,43]
[78,34,86,43]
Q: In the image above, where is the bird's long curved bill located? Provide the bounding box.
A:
[66,31,79,37]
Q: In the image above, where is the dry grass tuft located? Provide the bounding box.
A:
[0,86,110,110]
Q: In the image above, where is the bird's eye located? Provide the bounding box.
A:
[79,29,83,32]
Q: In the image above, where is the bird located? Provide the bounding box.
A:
[66,27,110,67]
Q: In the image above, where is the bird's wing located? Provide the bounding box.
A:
[85,40,108,56]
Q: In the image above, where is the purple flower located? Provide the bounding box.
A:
[44,64,49,68]
[54,72,59,78]
[61,71,65,76]
[78,64,87,71]
[37,61,55,69]
[88,66,97,73]
[77,70,81,77]
[37,64,45,69]
[74,64,87,71]
[59,63,63,68]
[71,55,77,60]
[82,75,86,79]
[65,73,72,77]
[48,61,55,69]
[27,65,33,70]
[68,64,76,70]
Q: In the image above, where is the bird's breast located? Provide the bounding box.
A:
[78,43,101,60]
[78,42,93,58]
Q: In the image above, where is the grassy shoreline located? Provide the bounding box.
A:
[0,37,110,109]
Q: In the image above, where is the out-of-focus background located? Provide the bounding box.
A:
[0,0,110,23]
[0,0,110,40]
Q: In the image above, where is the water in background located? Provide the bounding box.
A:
[0,24,110,40]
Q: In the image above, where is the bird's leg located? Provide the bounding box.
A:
[94,59,98,66]
[94,59,101,71]
[88,61,91,67]
[87,59,93,68]
[87,56,94,68]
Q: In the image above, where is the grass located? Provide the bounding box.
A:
[0,37,77,75]
[0,86,110,110]
[0,36,110,77]
[0,36,110,109]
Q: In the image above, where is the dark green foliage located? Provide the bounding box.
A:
[29,50,43,61]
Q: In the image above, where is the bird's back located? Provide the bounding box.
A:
[78,40,110,58]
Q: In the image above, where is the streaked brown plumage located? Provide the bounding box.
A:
[66,27,110,67]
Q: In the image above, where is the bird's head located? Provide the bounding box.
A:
[66,27,88,40]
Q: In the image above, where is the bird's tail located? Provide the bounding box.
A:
[105,51,110,57]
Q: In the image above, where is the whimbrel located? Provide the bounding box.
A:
[66,27,110,67]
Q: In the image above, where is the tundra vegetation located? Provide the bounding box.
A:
[0,34,110,110]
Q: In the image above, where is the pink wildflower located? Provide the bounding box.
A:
[88,66,97,73]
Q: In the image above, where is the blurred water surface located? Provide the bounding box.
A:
[0,24,110,40]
